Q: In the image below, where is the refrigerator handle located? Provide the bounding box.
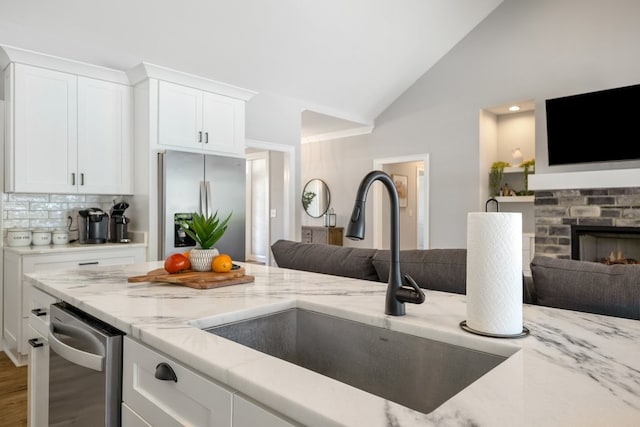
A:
[205,181,212,217]
[199,181,207,216]
[158,152,167,260]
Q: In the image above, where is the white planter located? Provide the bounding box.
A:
[189,248,219,272]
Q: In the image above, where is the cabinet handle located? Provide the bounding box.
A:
[204,132,209,144]
[78,261,99,266]
[28,338,44,348]
[80,173,85,186]
[155,362,178,382]
[198,131,203,143]
[31,308,47,317]
[71,173,76,185]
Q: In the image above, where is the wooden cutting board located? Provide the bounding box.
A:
[128,267,254,289]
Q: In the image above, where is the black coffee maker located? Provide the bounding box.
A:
[109,201,131,243]
[78,208,109,244]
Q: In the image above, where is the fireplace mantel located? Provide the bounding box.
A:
[529,168,640,190]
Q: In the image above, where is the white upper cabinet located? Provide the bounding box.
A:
[10,64,78,193]
[4,61,133,194]
[158,80,245,157]
[77,76,132,194]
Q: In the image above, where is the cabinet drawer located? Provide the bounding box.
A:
[22,248,145,321]
[123,337,233,427]
[29,287,59,337]
[311,229,328,243]
[23,248,145,272]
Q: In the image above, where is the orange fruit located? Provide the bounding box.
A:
[183,250,191,259]
[212,254,233,273]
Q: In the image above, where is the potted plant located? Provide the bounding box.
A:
[179,211,232,271]
[520,158,535,195]
[489,161,510,197]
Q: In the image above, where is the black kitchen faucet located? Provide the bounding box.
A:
[346,170,425,316]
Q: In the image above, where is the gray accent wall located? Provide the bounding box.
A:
[302,0,640,248]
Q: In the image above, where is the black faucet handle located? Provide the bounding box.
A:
[395,274,426,305]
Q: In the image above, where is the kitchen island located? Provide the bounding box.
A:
[25,261,640,426]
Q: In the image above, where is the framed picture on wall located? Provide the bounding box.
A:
[392,174,408,207]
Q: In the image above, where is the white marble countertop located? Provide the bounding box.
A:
[25,261,640,426]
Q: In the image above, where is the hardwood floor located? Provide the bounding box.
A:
[0,351,28,427]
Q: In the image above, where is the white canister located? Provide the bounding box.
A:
[52,229,69,245]
[32,229,52,246]
[7,228,32,247]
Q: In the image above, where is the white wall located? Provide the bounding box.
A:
[304,0,640,248]
[245,92,303,241]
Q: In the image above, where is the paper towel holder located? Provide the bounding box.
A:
[485,198,499,212]
[459,320,530,339]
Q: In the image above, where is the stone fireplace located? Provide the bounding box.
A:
[533,187,640,259]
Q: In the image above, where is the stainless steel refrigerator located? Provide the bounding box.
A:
[158,150,246,261]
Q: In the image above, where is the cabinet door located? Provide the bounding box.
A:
[158,80,203,151]
[77,77,133,194]
[12,64,77,193]
[3,251,22,364]
[123,337,233,426]
[27,325,49,427]
[202,92,244,156]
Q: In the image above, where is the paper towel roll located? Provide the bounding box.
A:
[466,212,523,335]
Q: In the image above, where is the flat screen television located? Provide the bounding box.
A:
[545,83,640,165]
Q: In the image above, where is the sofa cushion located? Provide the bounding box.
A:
[270,240,380,282]
[372,249,467,294]
[530,256,640,320]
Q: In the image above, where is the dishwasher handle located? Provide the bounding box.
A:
[49,322,105,372]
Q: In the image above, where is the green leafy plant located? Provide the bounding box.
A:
[489,161,511,197]
[520,158,535,194]
[179,211,232,250]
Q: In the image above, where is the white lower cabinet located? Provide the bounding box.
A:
[123,337,233,426]
[123,337,297,427]
[27,286,59,427]
[2,246,145,367]
[26,325,49,427]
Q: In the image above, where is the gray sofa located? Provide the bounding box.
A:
[270,239,467,295]
[271,240,640,321]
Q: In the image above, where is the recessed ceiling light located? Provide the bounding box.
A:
[508,105,521,112]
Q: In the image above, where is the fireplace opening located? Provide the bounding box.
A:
[571,225,640,264]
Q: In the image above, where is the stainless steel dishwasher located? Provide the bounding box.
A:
[48,302,123,426]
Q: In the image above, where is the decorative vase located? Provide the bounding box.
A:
[189,248,219,271]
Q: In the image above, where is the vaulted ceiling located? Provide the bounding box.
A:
[0,0,503,135]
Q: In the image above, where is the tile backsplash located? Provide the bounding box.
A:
[2,192,130,242]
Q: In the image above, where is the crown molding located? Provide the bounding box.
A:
[127,62,257,101]
[0,44,129,84]
[301,125,374,144]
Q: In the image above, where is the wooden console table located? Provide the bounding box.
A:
[301,226,344,246]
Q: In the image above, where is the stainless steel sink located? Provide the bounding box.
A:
[203,308,511,414]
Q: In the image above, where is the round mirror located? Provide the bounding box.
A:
[302,179,331,218]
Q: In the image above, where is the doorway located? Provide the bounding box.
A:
[245,140,296,266]
[372,154,430,250]
[246,151,269,264]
